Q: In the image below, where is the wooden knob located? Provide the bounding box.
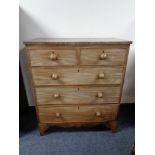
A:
[50,52,57,60]
[55,112,61,117]
[51,73,59,80]
[98,73,105,79]
[53,93,60,99]
[96,112,101,117]
[99,53,107,60]
[97,92,103,98]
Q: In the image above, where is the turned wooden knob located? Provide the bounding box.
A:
[98,73,105,79]
[53,93,60,99]
[99,53,107,60]
[97,92,103,98]
[50,52,57,60]
[51,73,59,80]
[55,112,61,117]
[96,112,101,117]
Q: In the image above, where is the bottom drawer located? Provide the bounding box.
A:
[38,104,119,123]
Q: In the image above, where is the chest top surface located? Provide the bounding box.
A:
[24,38,132,46]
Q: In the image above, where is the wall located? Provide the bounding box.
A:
[19,0,135,106]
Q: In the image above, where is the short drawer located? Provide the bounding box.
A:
[32,67,124,86]
[80,48,127,66]
[29,49,77,66]
[38,104,119,123]
[36,86,121,105]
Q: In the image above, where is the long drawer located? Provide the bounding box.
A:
[29,49,78,66]
[35,86,121,105]
[38,104,119,123]
[80,48,127,66]
[32,67,124,86]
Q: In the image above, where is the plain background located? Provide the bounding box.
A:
[19,0,135,106]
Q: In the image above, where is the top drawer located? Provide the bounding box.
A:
[80,48,127,66]
[29,49,77,66]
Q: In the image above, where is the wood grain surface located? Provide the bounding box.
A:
[30,49,77,66]
[35,86,121,105]
[38,104,119,123]
[32,67,124,86]
[80,48,127,66]
[24,38,132,46]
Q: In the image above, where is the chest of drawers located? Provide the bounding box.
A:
[24,38,132,136]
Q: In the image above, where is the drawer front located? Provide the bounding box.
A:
[29,49,77,66]
[80,48,127,66]
[32,67,124,86]
[36,86,120,105]
[38,104,118,123]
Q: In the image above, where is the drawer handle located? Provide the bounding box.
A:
[50,51,57,60]
[96,112,102,117]
[99,53,107,60]
[96,92,103,98]
[51,73,59,80]
[53,93,60,99]
[55,112,61,117]
[98,73,105,79]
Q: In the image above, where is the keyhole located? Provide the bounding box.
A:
[78,106,79,110]
[78,69,79,72]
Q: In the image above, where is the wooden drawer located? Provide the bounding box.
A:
[38,104,119,123]
[80,48,127,66]
[36,86,120,105]
[29,49,77,66]
[32,67,124,86]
